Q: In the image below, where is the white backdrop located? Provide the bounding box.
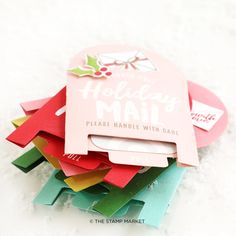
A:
[1,0,236,235]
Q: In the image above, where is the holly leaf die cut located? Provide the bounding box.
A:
[68,55,112,79]
[87,55,100,71]
[68,67,94,77]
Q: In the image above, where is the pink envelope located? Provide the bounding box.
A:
[20,83,227,149]
[20,97,51,115]
[65,45,199,167]
[20,80,227,169]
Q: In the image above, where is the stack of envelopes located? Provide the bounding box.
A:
[6,45,228,227]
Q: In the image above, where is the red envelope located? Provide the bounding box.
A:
[42,135,141,187]
[7,90,142,188]
[7,87,66,147]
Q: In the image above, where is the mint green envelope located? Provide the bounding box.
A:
[133,162,186,227]
[34,161,186,227]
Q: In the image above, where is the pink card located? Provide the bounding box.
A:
[65,45,199,167]
[187,81,228,148]
[20,97,50,115]
[58,160,109,177]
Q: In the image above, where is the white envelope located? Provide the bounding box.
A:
[87,136,173,167]
[90,135,177,166]
[97,50,157,72]
[91,136,176,154]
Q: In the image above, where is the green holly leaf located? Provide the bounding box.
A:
[86,55,100,71]
[68,67,94,77]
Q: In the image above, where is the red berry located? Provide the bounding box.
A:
[94,71,102,76]
[100,67,108,72]
[105,72,112,76]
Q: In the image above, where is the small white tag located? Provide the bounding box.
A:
[191,100,224,131]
